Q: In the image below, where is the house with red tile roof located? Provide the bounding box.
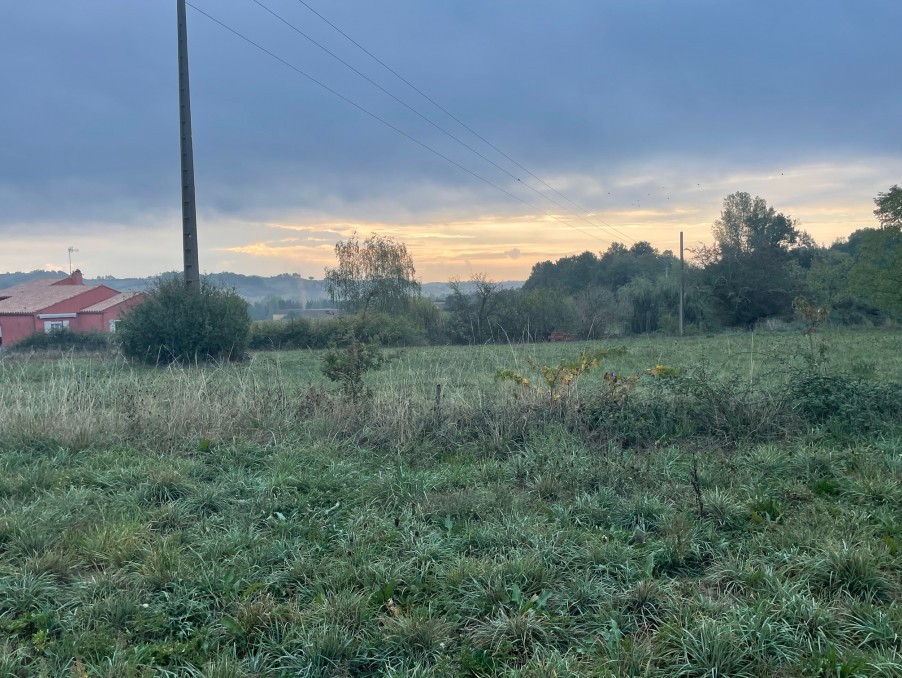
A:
[0,270,144,347]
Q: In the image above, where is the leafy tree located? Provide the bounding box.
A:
[445,274,500,344]
[573,286,627,338]
[697,192,802,327]
[598,241,675,290]
[492,288,578,341]
[406,297,448,344]
[845,228,902,316]
[324,232,420,318]
[712,192,798,255]
[118,276,250,364]
[618,277,669,334]
[521,242,683,336]
[874,184,902,230]
[523,242,676,296]
[804,186,902,322]
[523,251,599,294]
[445,277,580,344]
[806,247,853,306]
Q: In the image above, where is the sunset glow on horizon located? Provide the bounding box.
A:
[211,159,901,282]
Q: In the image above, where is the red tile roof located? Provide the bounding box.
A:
[81,292,142,313]
[0,278,112,315]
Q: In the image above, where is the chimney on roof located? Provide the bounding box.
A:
[71,269,83,285]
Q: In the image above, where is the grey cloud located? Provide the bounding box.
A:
[1,0,900,235]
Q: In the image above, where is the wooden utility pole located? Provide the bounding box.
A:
[679,231,685,336]
[177,0,200,290]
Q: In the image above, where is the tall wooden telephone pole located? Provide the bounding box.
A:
[177,0,200,290]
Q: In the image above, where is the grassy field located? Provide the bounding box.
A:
[1,328,900,676]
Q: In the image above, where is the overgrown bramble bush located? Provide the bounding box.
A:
[790,373,902,434]
[118,276,251,364]
[783,317,902,435]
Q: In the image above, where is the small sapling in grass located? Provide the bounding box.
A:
[690,457,705,519]
[321,332,387,402]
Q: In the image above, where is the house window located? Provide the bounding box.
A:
[108,320,121,333]
[44,320,69,333]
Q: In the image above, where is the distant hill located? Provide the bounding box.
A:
[0,271,523,303]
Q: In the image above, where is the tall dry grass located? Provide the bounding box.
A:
[2,328,900,453]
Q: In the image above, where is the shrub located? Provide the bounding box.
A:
[9,329,112,353]
[249,312,428,351]
[352,312,428,346]
[249,317,326,350]
[405,297,448,345]
[790,373,902,434]
[829,298,894,326]
[118,276,250,364]
[321,335,386,402]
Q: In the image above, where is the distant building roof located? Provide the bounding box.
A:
[0,277,109,315]
[81,291,142,313]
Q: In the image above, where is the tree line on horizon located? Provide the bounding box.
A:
[6,184,897,342]
[19,185,896,359]
[269,185,898,348]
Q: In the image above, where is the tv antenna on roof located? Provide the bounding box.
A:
[68,247,79,275]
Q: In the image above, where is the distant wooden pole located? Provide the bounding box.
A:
[177,0,201,291]
[679,231,684,336]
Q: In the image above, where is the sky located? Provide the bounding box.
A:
[1,0,900,282]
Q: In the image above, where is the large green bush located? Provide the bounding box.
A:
[118,276,250,364]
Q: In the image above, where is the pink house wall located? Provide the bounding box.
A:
[76,315,106,333]
[0,315,37,346]
[78,295,146,333]
[75,314,106,333]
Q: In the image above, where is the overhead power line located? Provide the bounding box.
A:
[290,0,637,246]
[250,0,633,246]
[184,2,611,246]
